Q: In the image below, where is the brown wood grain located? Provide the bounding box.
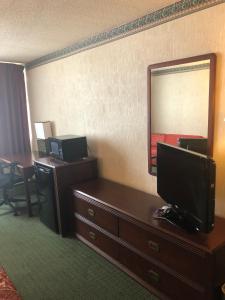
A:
[73,178,225,300]
[74,196,118,235]
[75,217,118,259]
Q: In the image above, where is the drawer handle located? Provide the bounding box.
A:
[148,240,160,252]
[88,208,95,217]
[148,270,160,283]
[89,231,96,240]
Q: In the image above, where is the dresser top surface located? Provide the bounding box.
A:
[33,156,96,169]
[73,178,225,252]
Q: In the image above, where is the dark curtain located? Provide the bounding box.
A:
[0,63,31,155]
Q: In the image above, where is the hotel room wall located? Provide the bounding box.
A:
[27,4,225,216]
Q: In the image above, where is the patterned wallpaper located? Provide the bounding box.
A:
[26,0,224,69]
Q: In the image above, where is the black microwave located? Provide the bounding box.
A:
[48,135,88,162]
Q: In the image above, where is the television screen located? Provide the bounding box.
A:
[156,142,215,233]
[178,138,208,155]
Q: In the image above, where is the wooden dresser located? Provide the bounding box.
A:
[72,178,225,300]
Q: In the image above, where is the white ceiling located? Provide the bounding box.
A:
[0,0,177,64]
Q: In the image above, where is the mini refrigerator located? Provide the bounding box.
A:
[34,163,59,233]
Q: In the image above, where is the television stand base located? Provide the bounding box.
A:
[153,205,199,233]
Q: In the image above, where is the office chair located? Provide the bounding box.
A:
[0,161,26,216]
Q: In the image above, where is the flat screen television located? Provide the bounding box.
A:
[178,137,208,155]
[155,142,215,233]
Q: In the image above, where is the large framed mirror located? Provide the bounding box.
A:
[147,53,216,175]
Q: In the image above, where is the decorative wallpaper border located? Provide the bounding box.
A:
[152,63,210,76]
[26,0,225,70]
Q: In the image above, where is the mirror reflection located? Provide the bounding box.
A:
[148,54,216,175]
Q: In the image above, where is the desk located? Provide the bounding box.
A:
[0,152,41,217]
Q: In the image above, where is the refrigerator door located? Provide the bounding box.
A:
[35,164,58,233]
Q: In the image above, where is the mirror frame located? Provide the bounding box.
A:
[147,53,216,175]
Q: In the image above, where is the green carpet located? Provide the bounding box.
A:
[0,208,157,300]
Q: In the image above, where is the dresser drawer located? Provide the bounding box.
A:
[74,196,118,235]
[119,245,205,300]
[119,219,209,285]
[75,218,118,259]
